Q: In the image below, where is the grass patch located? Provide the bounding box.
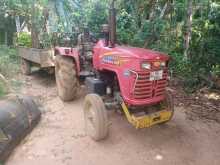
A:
[0,45,19,97]
[0,81,7,97]
[0,45,19,78]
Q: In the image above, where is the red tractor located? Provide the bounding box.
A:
[54,1,174,141]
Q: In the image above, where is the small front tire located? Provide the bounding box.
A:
[84,94,109,141]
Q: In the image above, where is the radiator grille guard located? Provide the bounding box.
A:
[131,69,168,99]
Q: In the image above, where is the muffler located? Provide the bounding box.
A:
[0,95,41,162]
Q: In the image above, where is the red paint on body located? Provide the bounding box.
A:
[55,47,81,74]
[55,40,170,106]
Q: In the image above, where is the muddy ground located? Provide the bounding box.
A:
[5,71,220,165]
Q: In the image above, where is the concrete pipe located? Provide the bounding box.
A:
[0,95,41,162]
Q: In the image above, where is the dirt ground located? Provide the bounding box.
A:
[5,71,220,165]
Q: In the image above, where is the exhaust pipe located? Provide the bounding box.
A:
[109,0,116,48]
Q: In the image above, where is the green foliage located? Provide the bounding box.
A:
[86,1,108,34]
[2,0,220,90]
[39,33,53,48]
[53,0,220,90]
[0,45,18,96]
[117,9,137,44]
[117,0,220,90]
[16,32,32,47]
[212,65,220,76]
[2,0,50,48]
[0,45,19,78]
[185,1,220,88]
[0,81,7,97]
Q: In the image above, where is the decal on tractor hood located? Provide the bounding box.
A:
[101,52,129,66]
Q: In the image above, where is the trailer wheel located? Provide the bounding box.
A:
[55,55,79,101]
[160,90,174,124]
[21,58,31,75]
[84,94,109,141]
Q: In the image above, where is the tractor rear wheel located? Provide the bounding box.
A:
[84,94,109,141]
[55,55,79,101]
[21,58,31,75]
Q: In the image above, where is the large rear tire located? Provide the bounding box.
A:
[21,58,31,75]
[84,94,109,141]
[55,55,79,101]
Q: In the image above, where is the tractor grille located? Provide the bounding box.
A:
[132,69,168,99]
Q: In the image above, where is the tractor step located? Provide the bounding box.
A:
[121,102,172,129]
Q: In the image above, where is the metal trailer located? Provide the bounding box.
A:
[18,47,55,75]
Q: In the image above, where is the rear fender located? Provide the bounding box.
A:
[55,47,80,75]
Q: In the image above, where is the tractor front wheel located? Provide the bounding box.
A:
[21,58,31,75]
[84,94,109,141]
[55,55,79,101]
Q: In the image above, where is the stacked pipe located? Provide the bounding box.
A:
[0,95,41,162]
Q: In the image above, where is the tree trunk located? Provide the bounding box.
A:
[31,26,40,48]
[160,2,168,19]
[149,0,158,21]
[31,0,40,48]
[42,8,49,33]
[15,16,21,33]
[20,21,26,31]
[184,0,193,59]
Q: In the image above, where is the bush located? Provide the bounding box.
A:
[16,32,32,48]
[212,65,220,77]
[0,81,7,97]
[39,33,53,48]
[0,45,19,78]
[117,9,137,44]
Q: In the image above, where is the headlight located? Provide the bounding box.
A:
[153,61,166,67]
[161,62,166,67]
[141,62,151,69]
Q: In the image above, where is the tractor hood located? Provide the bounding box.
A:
[114,46,170,61]
[96,40,170,61]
